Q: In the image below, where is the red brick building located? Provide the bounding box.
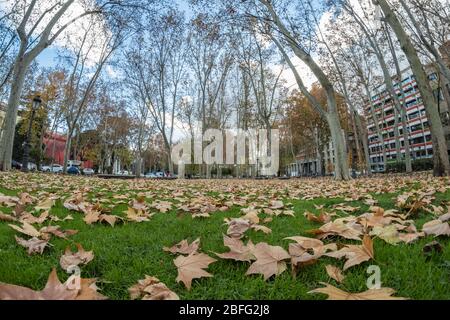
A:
[43,132,94,168]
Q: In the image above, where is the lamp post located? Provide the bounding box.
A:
[22,95,42,173]
[256,156,260,178]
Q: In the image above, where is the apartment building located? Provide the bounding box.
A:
[366,66,450,173]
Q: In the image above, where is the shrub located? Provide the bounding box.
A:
[386,158,434,173]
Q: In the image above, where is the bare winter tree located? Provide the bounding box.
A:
[124,10,188,174]
[245,0,351,180]
[0,0,157,171]
[60,16,123,173]
[374,0,450,176]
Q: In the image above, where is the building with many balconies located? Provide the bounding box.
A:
[366,64,450,173]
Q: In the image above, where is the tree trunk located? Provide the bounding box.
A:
[37,124,46,171]
[63,131,72,173]
[0,57,29,170]
[354,111,371,175]
[327,113,351,180]
[400,108,413,172]
[135,156,142,178]
[385,25,413,173]
[376,0,450,176]
[263,2,350,180]
[364,82,387,171]
[393,107,403,163]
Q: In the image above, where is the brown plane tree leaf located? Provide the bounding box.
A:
[20,211,49,224]
[0,195,19,207]
[174,253,217,290]
[84,210,100,225]
[304,211,332,224]
[35,198,55,212]
[251,224,272,234]
[0,213,17,222]
[309,219,363,241]
[40,226,78,240]
[151,200,173,213]
[129,276,179,300]
[241,208,260,224]
[269,200,284,209]
[15,236,48,255]
[439,212,450,222]
[225,218,251,239]
[75,278,108,300]
[8,222,41,238]
[326,235,374,270]
[246,243,290,280]
[125,207,151,222]
[285,237,337,267]
[99,214,122,227]
[309,283,407,300]
[0,269,78,300]
[325,265,345,283]
[422,220,450,237]
[60,244,94,271]
[214,235,255,262]
[164,238,200,255]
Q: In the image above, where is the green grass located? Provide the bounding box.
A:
[0,180,450,300]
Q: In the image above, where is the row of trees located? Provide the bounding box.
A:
[0,0,449,180]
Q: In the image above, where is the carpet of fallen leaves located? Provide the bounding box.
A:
[0,172,449,300]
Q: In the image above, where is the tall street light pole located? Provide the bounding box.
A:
[22,95,42,173]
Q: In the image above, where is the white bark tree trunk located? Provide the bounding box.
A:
[0,55,30,170]
[375,0,450,176]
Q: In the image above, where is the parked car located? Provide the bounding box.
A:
[83,168,95,176]
[11,160,22,170]
[42,164,64,173]
[145,172,158,179]
[67,166,81,175]
[155,172,165,178]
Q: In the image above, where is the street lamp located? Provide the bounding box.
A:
[256,156,260,178]
[22,95,42,173]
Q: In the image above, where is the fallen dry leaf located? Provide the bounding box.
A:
[214,235,255,262]
[0,269,78,300]
[35,198,55,212]
[251,224,272,234]
[9,222,41,238]
[74,278,108,300]
[60,244,94,271]
[164,238,200,255]
[325,265,345,283]
[304,211,332,224]
[326,235,374,270]
[309,219,362,241]
[422,220,450,237]
[0,213,17,222]
[309,283,407,300]
[20,211,49,224]
[125,207,151,223]
[285,236,337,268]
[246,243,290,280]
[15,236,48,255]
[226,218,251,239]
[174,253,217,290]
[40,226,78,240]
[129,276,179,300]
